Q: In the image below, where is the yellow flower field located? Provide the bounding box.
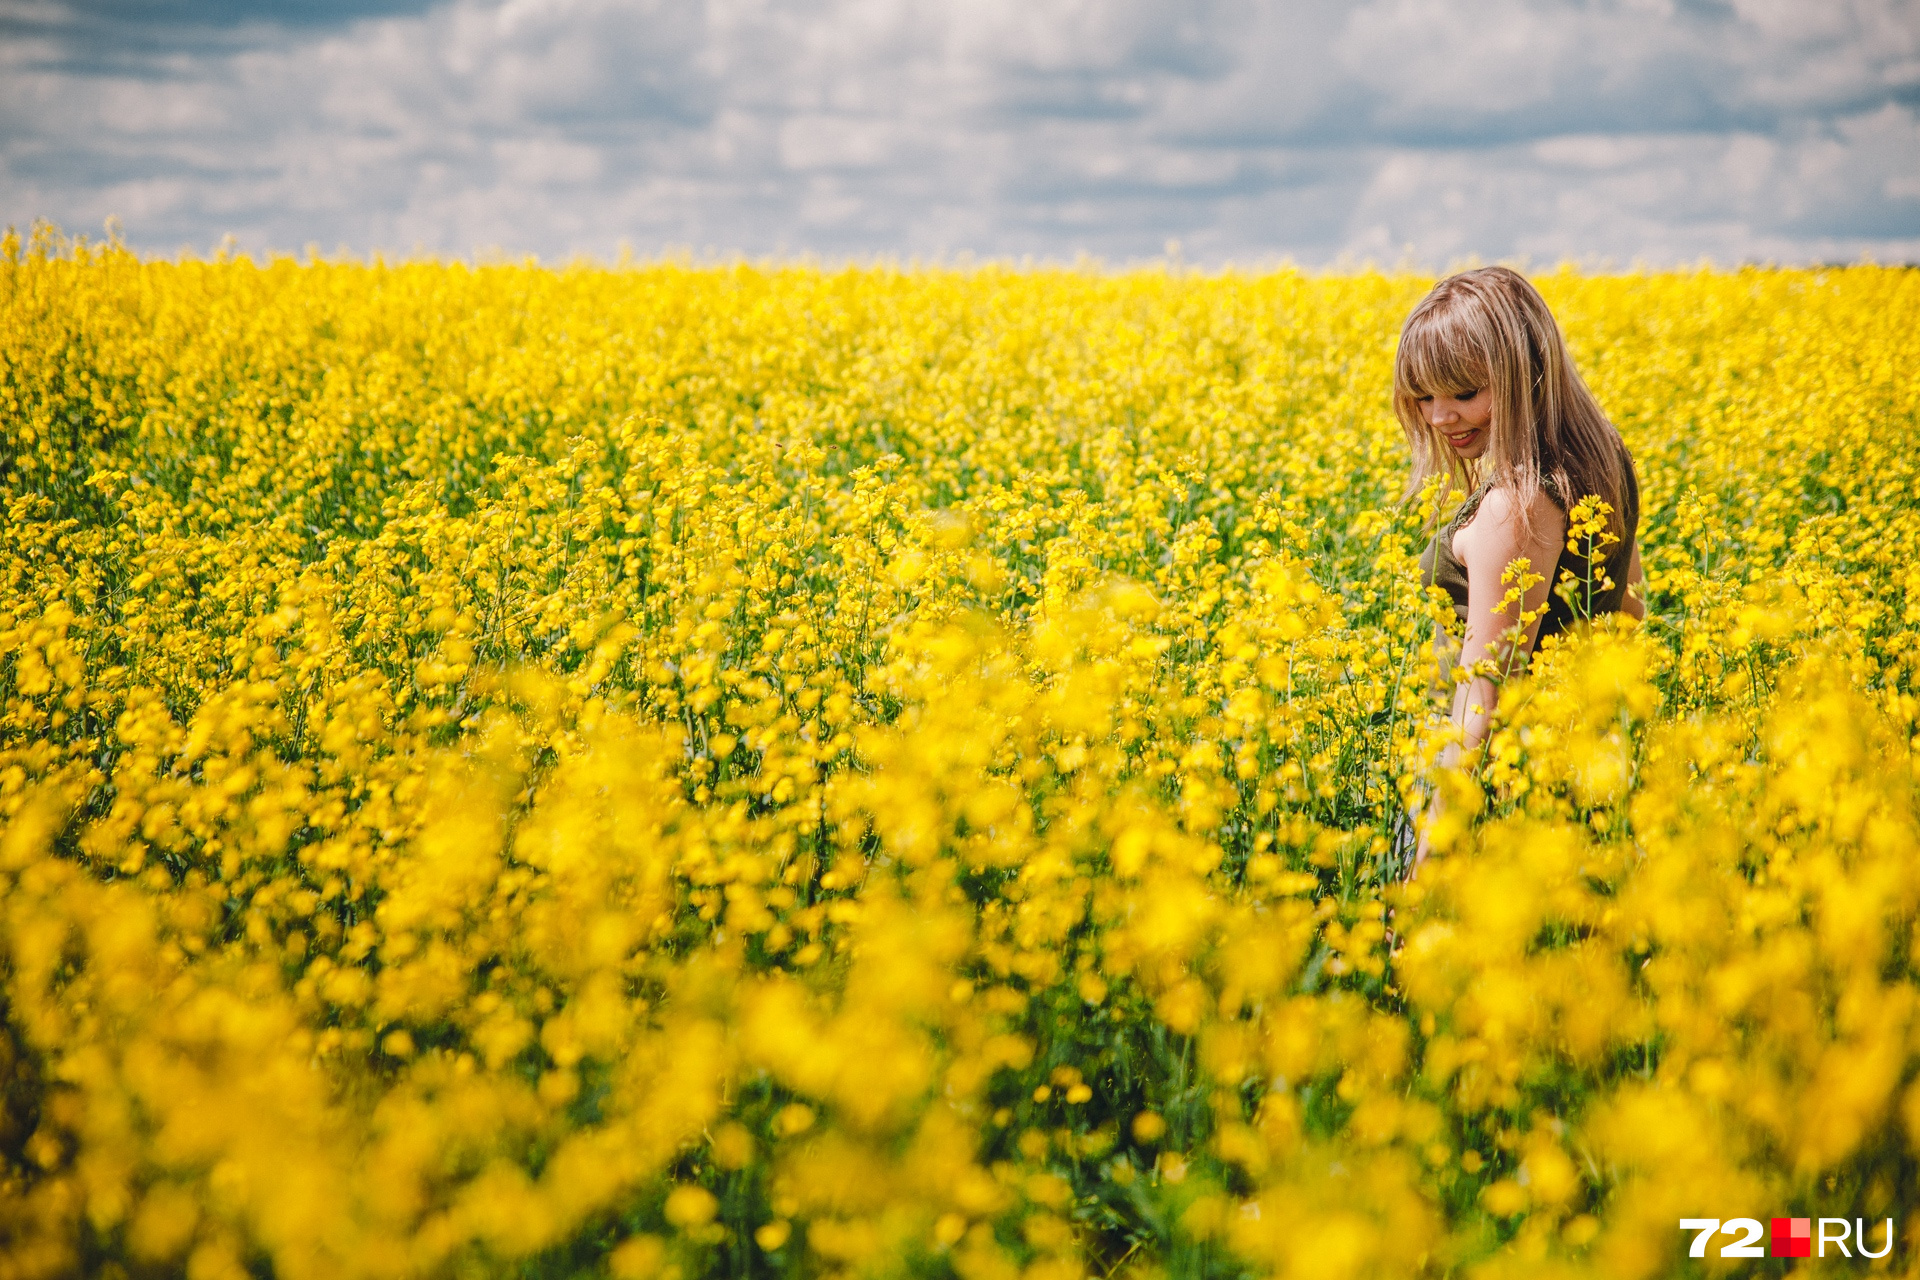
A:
[2,228,1917,1279]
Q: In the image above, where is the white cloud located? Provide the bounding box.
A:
[1339,0,1578,117]
[0,0,1915,263]
[778,115,907,171]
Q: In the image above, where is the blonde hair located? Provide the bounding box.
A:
[1393,266,1635,540]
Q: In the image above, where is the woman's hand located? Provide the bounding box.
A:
[1621,542,1646,621]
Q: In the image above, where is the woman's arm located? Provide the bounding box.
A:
[1447,486,1566,755]
[1415,487,1565,869]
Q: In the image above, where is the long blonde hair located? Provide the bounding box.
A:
[1393,266,1635,540]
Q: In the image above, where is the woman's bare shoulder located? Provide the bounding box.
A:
[1455,483,1566,571]
[1468,483,1565,525]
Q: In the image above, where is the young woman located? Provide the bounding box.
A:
[1394,266,1644,871]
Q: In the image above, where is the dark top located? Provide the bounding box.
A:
[1417,458,1639,649]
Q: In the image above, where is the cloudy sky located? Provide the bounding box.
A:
[2,0,1917,265]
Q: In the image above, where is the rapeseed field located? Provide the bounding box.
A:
[2,227,1917,1279]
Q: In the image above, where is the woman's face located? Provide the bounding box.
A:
[1418,387,1491,460]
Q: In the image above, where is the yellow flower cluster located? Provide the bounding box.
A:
[2,225,1918,1280]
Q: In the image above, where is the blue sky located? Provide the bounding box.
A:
[2,0,1917,265]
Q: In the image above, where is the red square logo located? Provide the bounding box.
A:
[1771,1218,1810,1258]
